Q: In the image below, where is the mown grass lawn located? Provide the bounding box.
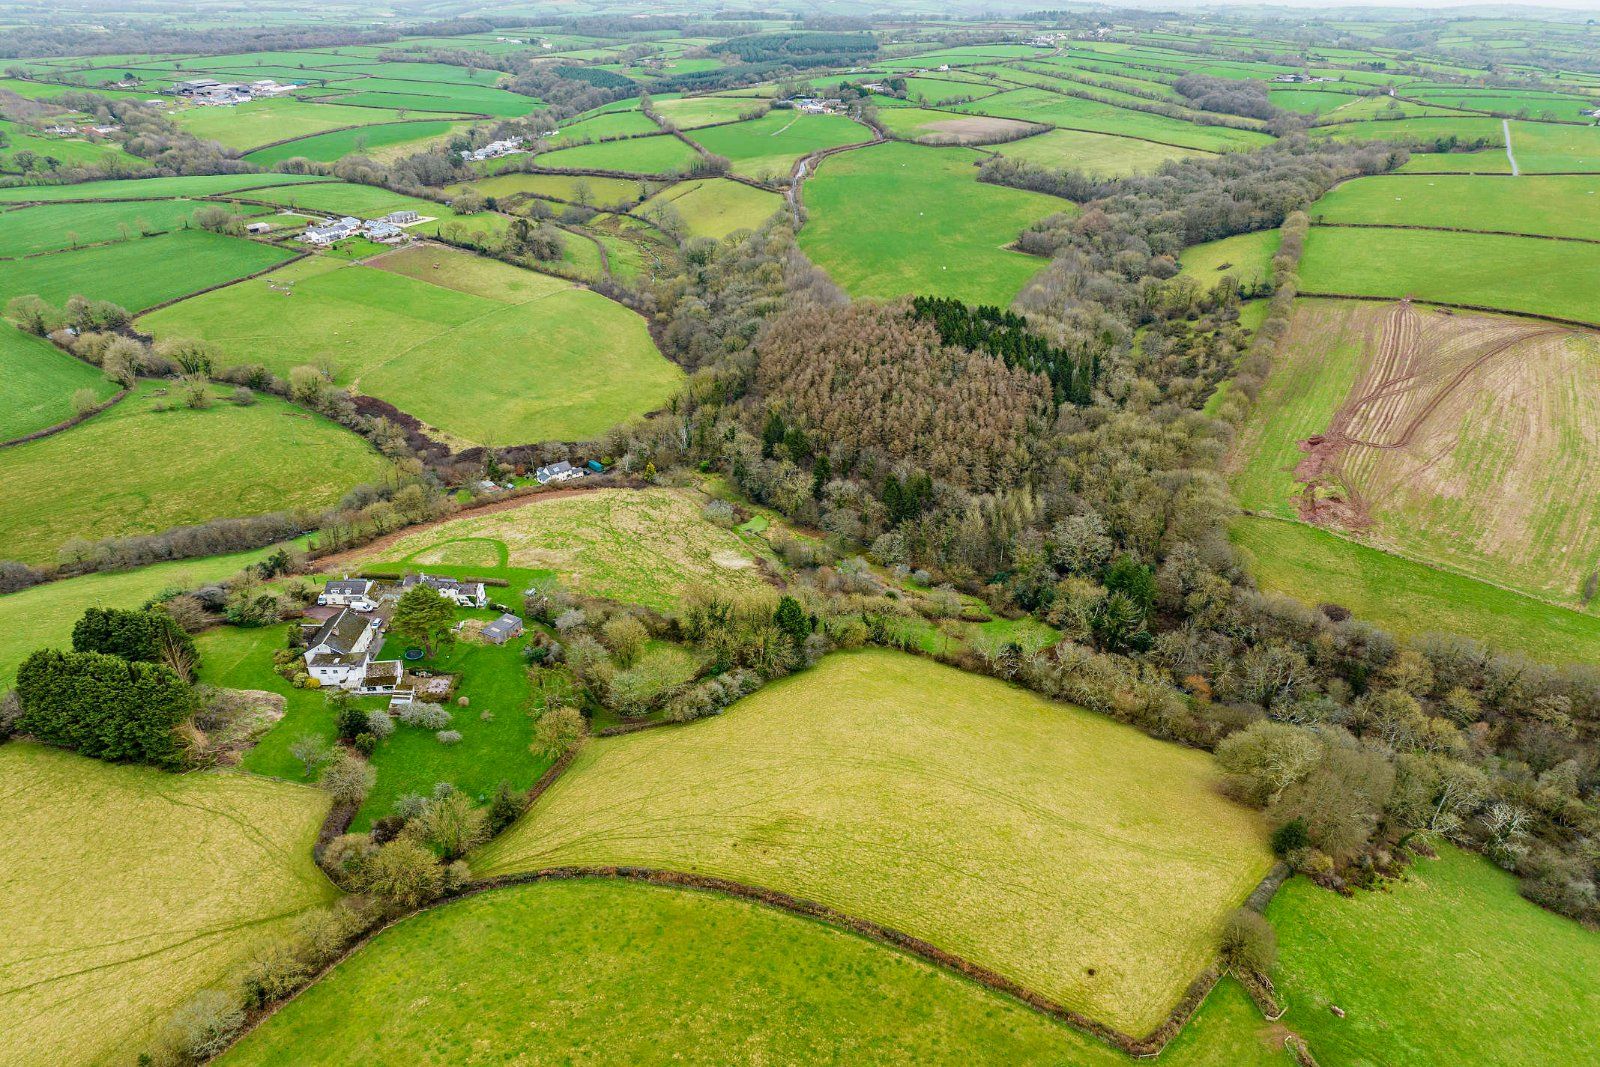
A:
[0,382,389,566]
[1232,516,1600,665]
[1311,173,1600,241]
[477,649,1273,1035]
[1268,845,1600,1065]
[220,879,1294,1067]
[637,176,784,239]
[141,246,677,445]
[687,109,869,180]
[1298,226,1600,325]
[0,744,335,1067]
[5,228,295,311]
[798,141,1066,306]
[0,322,117,441]
[994,126,1211,175]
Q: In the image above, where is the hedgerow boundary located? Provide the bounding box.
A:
[0,386,129,449]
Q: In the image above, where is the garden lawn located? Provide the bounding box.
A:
[1268,845,1600,1065]
[0,382,388,566]
[0,322,116,441]
[0,199,268,258]
[1298,227,1600,325]
[140,247,677,445]
[798,141,1065,306]
[533,134,702,176]
[359,487,769,612]
[477,649,1274,1035]
[1232,517,1600,665]
[1311,174,1600,241]
[0,171,333,203]
[242,120,464,165]
[687,109,871,180]
[220,880,1293,1067]
[637,177,783,239]
[0,744,335,1067]
[994,126,1212,175]
[171,97,437,150]
[1179,229,1282,288]
[4,228,294,311]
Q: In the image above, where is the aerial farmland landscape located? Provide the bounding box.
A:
[3,0,1600,1064]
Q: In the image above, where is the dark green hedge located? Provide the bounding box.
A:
[15,649,197,765]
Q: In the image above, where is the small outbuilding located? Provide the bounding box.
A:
[482,614,525,645]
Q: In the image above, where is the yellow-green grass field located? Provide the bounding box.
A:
[533,133,703,176]
[0,198,270,258]
[798,141,1066,306]
[171,97,447,150]
[477,649,1274,1035]
[242,119,466,165]
[953,88,1274,151]
[993,126,1212,175]
[872,106,1041,145]
[548,109,660,144]
[0,381,388,566]
[0,171,334,203]
[637,177,784,239]
[0,745,336,1067]
[448,171,653,207]
[653,94,765,128]
[1233,299,1600,607]
[1308,115,1505,146]
[1268,846,1600,1065]
[0,543,286,687]
[1298,227,1600,325]
[220,880,1295,1067]
[4,228,295,311]
[140,246,677,445]
[687,109,872,180]
[1179,229,1282,288]
[1232,517,1600,665]
[1311,174,1600,240]
[356,487,769,611]
[0,322,117,441]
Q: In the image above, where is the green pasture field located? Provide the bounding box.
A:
[0,322,116,441]
[1269,846,1600,1065]
[1312,174,1600,240]
[871,105,1037,144]
[0,543,285,686]
[0,380,386,565]
[0,744,335,1067]
[0,171,333,203]
[1395,147,1512,174]
[1178,229,1282,288]
[358,487,768,611]
[450,171,653,207]
[321,61,519,85]
[637,177,783,239]
[1505,120,1600,171]
[0,198,269,258]
[902,76,1000,104]
[534,134,703,175]
[953,87,1274,151]
[1316,96,1478,122]
[1404,86,1598,121]
[0,76,153,101]
[329,86,536,118]
[1298,227,1600,325]
[1232,517,1600,665]
[1308,115,1506,146]
[687,109,872,180]
[478,649,1273,1035]
[1266,89,1363,114]
[653,94,766,128]
[172,98,440,151]
[242,119,463,165]
[0,120,145,173]
[993,126,1211,175]
[141,247,676,445]
[798,141,1066,306]
[4,228,294,311]
[549,109,660,144]
[220,880,1294,1067]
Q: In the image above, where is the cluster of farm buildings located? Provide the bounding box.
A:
[300,209,423,246]
[459,138,528,162]
[170,77,298,105]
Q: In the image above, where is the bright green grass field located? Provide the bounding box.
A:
[1309,115,1505,146]
[1312,174,1600,240]
[1406,87,1598,121]
[1505,120,1600,172]
[1232,517,1600,665]
[451,171,652,207]
[549,108,661,144]
[172,97,436,150]
[220,879,1294,1067]
[1268,846,1600,1065]
[242,119,461,165]
[140,246,677,445]
[0,171,333,203]
[954,87,1274,151]
[1298,227,1600,325]
[687,109,871,180]
[0,199,268,258]
[0,322,116,441]
[533,133,703,176]
[0,543,284,686]
[994,126,1212,175]
[4,228,294,311]
[799,142,1066,306]
[0,382,388,566]
[478,649,1273,1035]
[638,177,784,239]
[0,744,335,1067]
[1179,229,1282,288]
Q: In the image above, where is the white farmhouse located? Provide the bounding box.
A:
[303,608,392,689]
